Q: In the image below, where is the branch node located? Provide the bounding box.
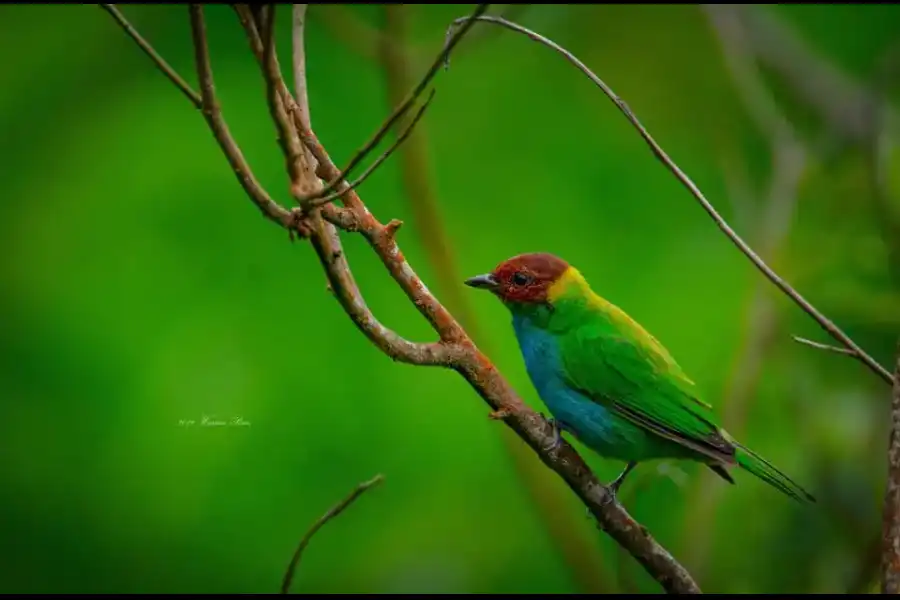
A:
[792,335,857,357]
[488,408,512,420]
[289,207,313,239]
[383,218,403,242]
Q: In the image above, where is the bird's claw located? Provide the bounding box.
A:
[586,487,619,518]
[608,475,627,496]
[599,461,637,508]
[600,484,621,508]
[542,416,564,453]
[589,481,622,513]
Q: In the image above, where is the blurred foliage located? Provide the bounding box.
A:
[1,4,899,594]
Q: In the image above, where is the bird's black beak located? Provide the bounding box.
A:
[464,273,499,291]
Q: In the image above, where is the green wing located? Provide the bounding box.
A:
[560,315,736,465]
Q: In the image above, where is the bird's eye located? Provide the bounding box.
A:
[511,272,532,286]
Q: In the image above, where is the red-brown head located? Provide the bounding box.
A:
[464,252,571,305]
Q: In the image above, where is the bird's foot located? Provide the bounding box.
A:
[600,461,638,508]
[599,488,619,508]
[542,416,568,453]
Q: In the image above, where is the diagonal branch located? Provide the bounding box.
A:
[231,4,434,211]
[307,90,436,209]
[290,8,699,594]
[100,4,202,109]
[108,4,703,594]
[683,4,808,578]
[187,4,295,230]
[882,343,900,593]
[445,14,893,387]
[378,5,610,593]
[281,474,384,594]
[230,4,450,365]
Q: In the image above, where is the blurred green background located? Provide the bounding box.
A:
[2,3,899,594]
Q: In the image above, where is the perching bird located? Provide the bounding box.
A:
[465,252,815,503]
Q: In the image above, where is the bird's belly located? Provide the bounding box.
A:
[513,318,676,462]
[539,382,661,461]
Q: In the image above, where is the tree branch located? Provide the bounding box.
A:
[261,5,306,189]
[882,343,900,593]
[378,5,610,593]
[290,4,312,133]
[281,474,385,594]
[308,90,436,209]
[187,5,295,231]
[100,4,202,109]
[107,4,702,594]
[293,3,491,205]
[684,5,808,577]
[445,14,893,387]
[315,4,533,66]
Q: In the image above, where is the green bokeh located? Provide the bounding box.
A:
[1,4,898,594]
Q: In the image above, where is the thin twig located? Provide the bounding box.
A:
[235,4,451,362]
[281,474,385,594]
[882,343,900,592]
[100,4,202,109]
[260,4,307,188]
[291,4,313,134]
[792,336,856,357]
[296,3,491,204]
[445,14,893,387]
[308,90,437,209]
[187,4,295,231]
[684,6,807,577]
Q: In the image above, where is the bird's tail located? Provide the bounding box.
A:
[734,442,816,503]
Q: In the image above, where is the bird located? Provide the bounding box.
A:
[464,252,815,504]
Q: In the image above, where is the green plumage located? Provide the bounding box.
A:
[553,279,813,502]
[467,254,815,503]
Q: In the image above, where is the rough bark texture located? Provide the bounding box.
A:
[882,341,900,593]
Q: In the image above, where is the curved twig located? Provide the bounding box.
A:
[188,4,294,230]
[307,89,437,209]
[295,3,491,204]
[444,14,893,387]
[281,474,385,594]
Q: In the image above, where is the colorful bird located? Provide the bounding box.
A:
[465,252,815,503]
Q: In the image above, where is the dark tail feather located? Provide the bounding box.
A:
[733,442,816,503]
[708,463,735,485]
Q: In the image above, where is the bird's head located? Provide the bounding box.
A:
[464,252,575,307]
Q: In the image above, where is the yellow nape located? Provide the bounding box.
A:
[547,266,590,303]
